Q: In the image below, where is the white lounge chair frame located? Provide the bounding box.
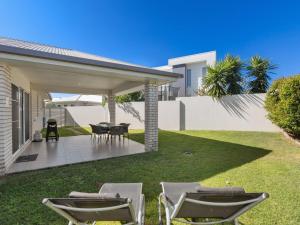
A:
[158,183,268,225]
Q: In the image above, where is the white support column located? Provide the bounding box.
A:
[144,81,158,151]
[107,90,116,124]
[0,64,12,175]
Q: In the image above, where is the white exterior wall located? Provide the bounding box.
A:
[11,67,46,136]
[156,51,216,97]
[1,65,49,174]
[171,66,186,97]
[186,61,206,96]
[0,64,12,174]
[0,65,39,174]
[11,67,31,93]
[31,90,46,135]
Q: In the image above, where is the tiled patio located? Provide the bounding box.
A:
[7,135,145,174]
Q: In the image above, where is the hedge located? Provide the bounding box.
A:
[265,75,300,138]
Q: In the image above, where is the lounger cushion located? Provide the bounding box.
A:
[99,183,143,221]
[161,182,265,219]
[196,186,245,195]
[178,192,263,219]
[161,182,202,205]
[46,197,132,222]
[69,191,120,198]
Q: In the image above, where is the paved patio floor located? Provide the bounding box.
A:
[7,135,145,174]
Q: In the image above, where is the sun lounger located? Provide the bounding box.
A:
[158,182,268,225]
[43,183,145,225]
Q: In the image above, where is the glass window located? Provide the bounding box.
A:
[24,92,30,141]
[19,89,24,145]
[11,84,30,154]
[202,67,207,76]
[187,69,192,87]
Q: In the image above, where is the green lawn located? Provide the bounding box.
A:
[41,126,91,137]
[0,130,299,225]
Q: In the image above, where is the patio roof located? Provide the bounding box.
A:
[0,37,182,95]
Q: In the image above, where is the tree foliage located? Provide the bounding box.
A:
[115,91,144,103]
[223,55,244,94]
[203,61,227,98]
[203,54,243,98]
[202,55,277,98]
[265,75,300,137]
[247,56,277,93]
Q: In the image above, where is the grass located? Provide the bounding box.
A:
[41,126,91,137]
[0,130,299,225]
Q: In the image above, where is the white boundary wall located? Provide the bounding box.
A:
[177,94,279,131]
[64,101,181,130]
[62,94,279,132]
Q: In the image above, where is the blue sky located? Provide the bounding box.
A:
[1,0,300,98]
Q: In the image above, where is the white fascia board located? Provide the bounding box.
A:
[153,65,173,71]
[168,51,216,66]
[0,53,179,82]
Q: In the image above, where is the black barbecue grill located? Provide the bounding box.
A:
[46,119,59,142]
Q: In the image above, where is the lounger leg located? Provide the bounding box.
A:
[234,218,239,225]
[165,203,171,225]
[141,195,145,225]
[158,193,163,225]
[166,215,171,225]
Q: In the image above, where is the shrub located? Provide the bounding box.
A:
[265,75,300,137]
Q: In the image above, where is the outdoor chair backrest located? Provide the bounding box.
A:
[43,197,135,223]
[94,125,109,134]
[109,125,125,135]
[119,123,130,133]
[89,124,97,133]
[174,192,268,219]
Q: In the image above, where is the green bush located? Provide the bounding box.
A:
[265,75,300,137]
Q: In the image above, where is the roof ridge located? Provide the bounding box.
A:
[0,36,145,67]
[0,36,73,50]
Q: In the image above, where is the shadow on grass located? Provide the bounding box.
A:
[0,130,272,225]
[128,130,271,200]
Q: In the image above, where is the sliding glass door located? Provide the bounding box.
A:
[12,84,19,154]
[11,84,30,154]
[24,92,30,141]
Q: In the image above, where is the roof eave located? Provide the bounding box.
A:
[0,44,183,79]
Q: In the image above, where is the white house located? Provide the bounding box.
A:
[0,37,181,175]
[155,51,216,100]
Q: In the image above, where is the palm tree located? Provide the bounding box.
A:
[223,55,244,94]
[203,61,227,98]
[247,56,277,93]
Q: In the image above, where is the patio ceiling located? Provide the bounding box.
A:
[0,37,182,95]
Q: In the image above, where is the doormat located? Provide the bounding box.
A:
[16,154,38,163]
